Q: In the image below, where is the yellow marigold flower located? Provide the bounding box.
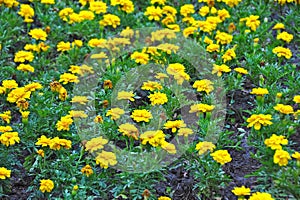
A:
[158,196,171,200]
[193,79,214,94]
[16,99,29,111]
[292,152,300,161]
[155,73,168,80]
[161,141,176,154]
[0,86,6,94]
[161,14,175,25]
[2,80,18,89]
[18,4,34,22]
[0,111,11,124]
[28,28,47,41]
[195,141,216,155]
[99,14,120,28]
[41,0,55,4]
[89,1,107,14]
[211,149,232,165]
[39,179,54,193]
[180,4,195,17]
[140,130,165,147]
[0,167,11,180]
[173,71,190,85]
[144,6,163,21]
[7,87,31,103]
[293,95,300,103]
[79,10,95,20]
[212,64,231,76]
[106,108,125,120]
[272,46,292,59]
[71,96,89,105]
[131,109,152,122]
[0,126,13,133]
[79,0,95,6]
[57,138,72,149]
[228,22,236,33]
[249,192,274,200]
[189,104,215,115]
[277,31,293,43]
[246,114,273,130]
[274,0,294,5]
[120,27,134,38]
[72,40,83,48]
[14,51,34,63]
[250,87,269,96]
[164,120,186,133]
[167,24,180,32]
[131,51,150,64]
[117,91,135,101]
[118,123,139,140]
[222,48,236,63]
[274,104,294,114]
[57,41,71,52]
[177,128,194,137]
[49,137,72,150]
[148,92,168,105]
[245,15,260,31]
[234,67,248,75]
[59,73,79,84]
[215,31,233,44]
[20,111,30,119]
[81,164,93,177]
[217,9,230,21]
[199,6,210,17]
[17,64,34,72]
[24,82,43,92]
[223,0,242,7]
[183,26,197,38]
[36,135,51,147]
[118,0,135,13]
[272,23,285,30]
[162,5,177,16]
[167,63,185,75]
[56,115,73,131]
[94,115,103,123]
[59,8,74,21]
[69,110,88,118]
[95,151,118,169]
[69,65,81,74]
[59,87,68,101]
[157,43,179,54]
[0,132,20,146]
[203,36,213,44]
[37,149,45,157]
[103,80,113,89]
[231,186,251,196]
[50,80,63,92]
[85,136,108,152]
[206,43,220,52]
[88,38,107,48]
[151,0,166,5]
[273,149,291,166]
[264,134,288,150]
[141,81,162,91]
[68,13,84,24]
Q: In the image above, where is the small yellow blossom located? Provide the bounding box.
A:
[250,88,269,96]
[148,92,168,105]
[81,165,93,177]
[195,141,216,155]
[212,64,231,76]
[85,136,108,153]
[39,179,54,193]
[0,132,20,146]
[106,108,125,120]
[264,134,288,150]
[210,150,232,165]
[95,151,118,168]
[273,149,291,166]
[0,167,11,180]
[274,104,294,114]
[246,114,273,130]
[131,109,152,122]
[117,91,135,101]
[231,186,251,196]
[272,46,292,59]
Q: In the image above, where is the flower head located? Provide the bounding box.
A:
[274,104,294,114]
[106,108,125,120]
[148,92,168,105]
[0,167,11,179]
[231,186,251,196]
[249,192,274,200]
[196,141,216,155]
[85,137,108,153]
[81,164,93,177]
[273,149,291,166]
[193,79,214,94]
[29,28,48,41]
[0,132,20,146]
[272,46,292,59]
[118,123,139,140]
[131,109,152,122]
[210,150,232,165]
[95,151,118,168]
[246,114,273,130]
[39,179,54,193]
[264,134,288,150]
[250,87,269,96]
[212,64,231,76]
